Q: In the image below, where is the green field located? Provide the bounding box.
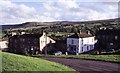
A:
[48,32,74,36]
[0,32,5,37]
[1,52,75,72]
[0,32,3,37]
[36,54,120,63]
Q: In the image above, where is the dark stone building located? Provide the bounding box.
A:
[9,34,42,55]
[8,33,56,55]
[95,29,120,52]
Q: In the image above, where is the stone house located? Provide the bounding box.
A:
[95,28,120,52]
[9,32,56,54]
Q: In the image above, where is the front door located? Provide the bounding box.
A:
[68,45,77,54]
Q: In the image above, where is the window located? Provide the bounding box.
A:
[115,36,118,40]
[87,46,89,50]
[15,44,17,48]
[23,45,25,48]
[15,40,17,43]
[81,47,83,52]
[110,43,113,45]
[71,40,74,44]
[23,39,25,42]
[20,38,25,42]
[102,35,105,39]
[21,44,25,48]
[34,39,37,41]
[90,45,93,49]
[28,41,30,44]
[81,38,83,44]
[81,38,83,41]
[34,41,37,44]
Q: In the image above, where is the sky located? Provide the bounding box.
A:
[0,0,119,25]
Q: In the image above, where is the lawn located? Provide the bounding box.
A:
[1,52,75,72]
[36,54,120,63]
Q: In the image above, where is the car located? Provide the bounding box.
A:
[68,51,76,55]
[54,51,62,56]
[106,49,115,53]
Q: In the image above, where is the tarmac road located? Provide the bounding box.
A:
[41,57,120,73]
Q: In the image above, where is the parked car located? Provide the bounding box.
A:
[68,51,76,55]
[54,51,62,56]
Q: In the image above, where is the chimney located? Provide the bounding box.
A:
[21,32,25,35]
[79,30,82,34]
[12,32,17,36]
[43,32,46,36]
[87,30,91,35]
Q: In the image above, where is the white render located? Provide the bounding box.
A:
[67,37,95,54]
[39,32,56,51]
[0,41,8,50]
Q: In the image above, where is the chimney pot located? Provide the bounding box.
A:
[79,30,81,34]
[87,30,91,35]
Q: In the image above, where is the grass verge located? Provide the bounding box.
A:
[53,54,120,63]
[1,52,76,72]
[35,54,120,63]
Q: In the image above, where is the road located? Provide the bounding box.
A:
[40,56,120,73]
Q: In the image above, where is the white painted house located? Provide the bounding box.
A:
[39,32,56,51]
[67,31,95,54]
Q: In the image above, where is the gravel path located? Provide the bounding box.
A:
[40,56,120,73]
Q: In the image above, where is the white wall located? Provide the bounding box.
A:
[67,37,95,54]
[39,35,55,51]
[79,37,94,53]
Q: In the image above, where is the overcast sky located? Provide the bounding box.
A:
[0,0,119,25]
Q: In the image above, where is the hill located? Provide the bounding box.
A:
[2,18,120,29]
[1,52,75,71]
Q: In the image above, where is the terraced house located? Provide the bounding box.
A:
[9,32,56,54]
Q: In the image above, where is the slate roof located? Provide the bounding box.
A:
[10,34,43,39]
[68,32,93,38]
[96,29,120,35]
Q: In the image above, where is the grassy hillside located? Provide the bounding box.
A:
[1,52,75,71]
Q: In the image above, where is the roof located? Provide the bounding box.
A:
[96,29,120,35]
[68,32,93,38]
[10,34,43,39]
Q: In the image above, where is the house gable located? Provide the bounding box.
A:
[39,33,56,51]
